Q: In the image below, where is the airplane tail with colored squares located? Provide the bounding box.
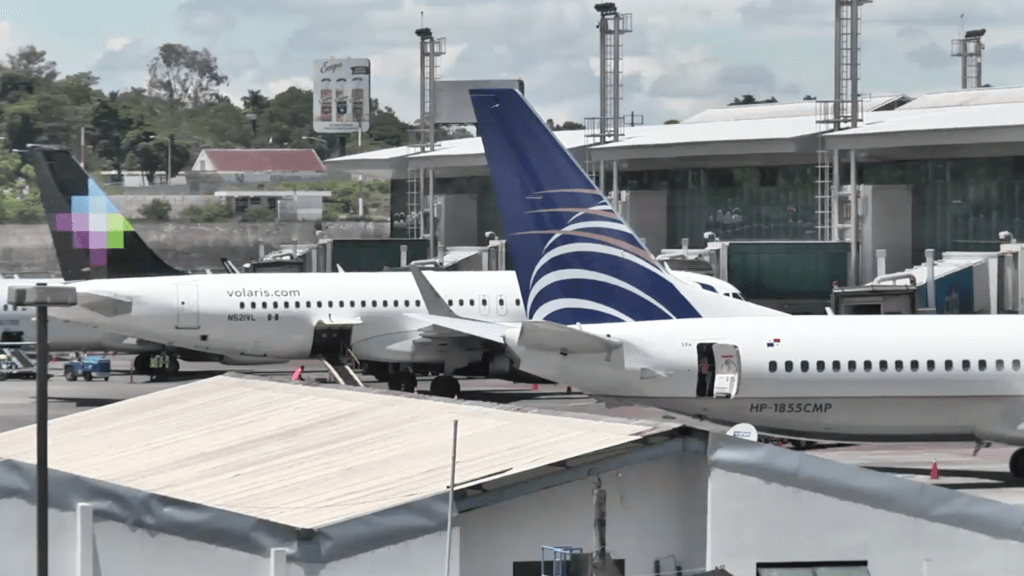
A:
[29,146,185,281]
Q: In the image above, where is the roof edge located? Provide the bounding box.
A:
[708,433,1024,543]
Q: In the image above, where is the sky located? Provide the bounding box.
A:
[2,0,1023,126]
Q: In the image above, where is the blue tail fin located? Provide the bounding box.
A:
[469,88,701,325]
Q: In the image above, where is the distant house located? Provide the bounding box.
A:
[187,148,327,193]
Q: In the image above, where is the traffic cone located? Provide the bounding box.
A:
[930,460,939,480]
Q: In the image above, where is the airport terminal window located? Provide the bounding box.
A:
[800,360,809,373]
[911,360,919,371]
[848,360,856,372]
[979,360,987,371]
[997,359,1005,371]
[879,360,887,372]
[785,361,793,372]
[927,360,935,371]
[962,360,970,371]
[895,360,903,372]
[816,360,825,372]
[832,360,840,372]
[769,361,777,373]
[945,360,953,371]
[1016,360,1022,371]
[864,360,872,372]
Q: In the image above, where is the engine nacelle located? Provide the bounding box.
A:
[487,353,514,379]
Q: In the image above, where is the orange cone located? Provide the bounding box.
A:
[930,460,939,480]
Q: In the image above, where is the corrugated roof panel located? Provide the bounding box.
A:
[683,95,904,124]
[204,149,326,172]
[0,376,678,529]
[898,86,1024,109]
[827,102,1024,137]
[594,115,821,149]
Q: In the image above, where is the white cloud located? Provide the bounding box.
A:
[105,37,132,52]
[0,20,15,56]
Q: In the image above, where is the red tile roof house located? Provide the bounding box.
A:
[186,149,328,193]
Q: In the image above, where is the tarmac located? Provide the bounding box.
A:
[3,354,1024,507]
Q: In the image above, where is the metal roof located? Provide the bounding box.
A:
[683,94,905,123]
[0,375,679,529]
[202,149,327,172]
[897,85,1024,109]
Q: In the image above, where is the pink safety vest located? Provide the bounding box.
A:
[291,367,303,380]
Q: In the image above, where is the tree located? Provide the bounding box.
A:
[146,43,229,108]
[242,89,269,114]
[664,119,680,124]
[126,134,191,183]
[728,94,778,106]
[803,95,817,101]
[6,46,59,85]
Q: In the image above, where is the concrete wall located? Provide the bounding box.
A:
[0,221,389,274]
[459,452,710,576]
[706,467,1024,576]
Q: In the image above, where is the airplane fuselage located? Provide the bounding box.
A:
[502,314,1024,445]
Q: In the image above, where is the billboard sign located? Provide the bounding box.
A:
[314,58,371,134]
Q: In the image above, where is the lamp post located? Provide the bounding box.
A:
[8,283,78,576]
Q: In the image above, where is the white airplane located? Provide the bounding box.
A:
[0,278,162,355]
[24,145,774,395]
[394,87,1024,478]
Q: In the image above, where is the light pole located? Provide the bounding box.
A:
[7,283,78,576]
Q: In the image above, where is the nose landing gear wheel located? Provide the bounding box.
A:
[1009,448,1024,479]
[429,376,460,398]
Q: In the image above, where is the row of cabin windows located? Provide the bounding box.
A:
[1,305,26,312]
[769,359,1023,373]
[238,297,523,311]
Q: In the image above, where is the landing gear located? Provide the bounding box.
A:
[133,353,179,376]
[387,368,417,393]
[1010,448,1024,479]
[430,375,461,398]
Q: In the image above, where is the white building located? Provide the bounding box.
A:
[1,375,1024,576]
[188,149,328,193]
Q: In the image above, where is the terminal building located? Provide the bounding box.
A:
[328,86,1024,311]
[2,375,1024,576]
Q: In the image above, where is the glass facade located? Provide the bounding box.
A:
[390,156,1024,264]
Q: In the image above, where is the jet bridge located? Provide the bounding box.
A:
[860,248,996,314]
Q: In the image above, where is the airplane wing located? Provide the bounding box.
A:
[405,313,622,355]
[77,291,132,317]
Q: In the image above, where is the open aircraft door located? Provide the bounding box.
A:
[696,343,741,399]
[176,284,200,329]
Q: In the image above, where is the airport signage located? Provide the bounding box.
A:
[313,58,371,134]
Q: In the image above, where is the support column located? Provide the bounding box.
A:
[76,503,93,576]
[269,548,287,576]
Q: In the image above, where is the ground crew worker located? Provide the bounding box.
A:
[149,353,160,381]
[291,365,305,382]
